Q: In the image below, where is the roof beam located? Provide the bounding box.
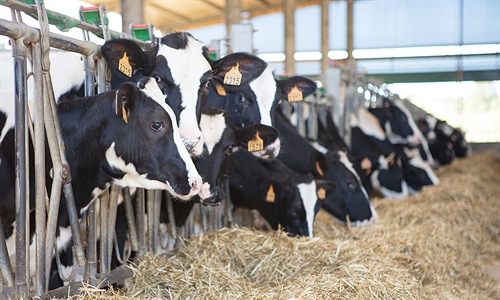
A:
[148,1,192,25]
[203,0,224,13]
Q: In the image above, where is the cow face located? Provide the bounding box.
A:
[400,147,439,194]
[102,32,213,156]
[370,154,409,199]
[94,78,203,200]
[370,98,423,146]
[320,151,378,226]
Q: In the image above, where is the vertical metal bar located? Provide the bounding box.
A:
[153,190,161,254]
[122,187,138,252]
[13,39,29,297]
[0,217,14,287]
[135,189,146,258]
[32,42,47,296]
[99,191,109,275]
[224,177,233,225]
[107,186,119,270]
[85,202,97,286]
[146,190,155,253]
[165,192,177,240]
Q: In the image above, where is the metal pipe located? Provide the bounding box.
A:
[122,187,138,252]
[84,202,97,286]
[13,38,29,298]
[135,189,146,258]
[165,192,177,240]
[0,216,14,287]
[146,190,155,253]
[107,186,120,271]
[99,191,109,275]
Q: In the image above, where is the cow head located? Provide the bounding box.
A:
[319,151,378,226]
[399,146,439,194]
[102,32,213,156]
[102,78,203,200]
[370,153,409,199]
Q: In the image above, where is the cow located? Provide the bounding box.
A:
[0,78,202,280]
[229,148,320,237]
[204,54,318,159]
[397,145,439,194]
[369,97,436,168]
[275,108,377,226]
[349,107,409,199]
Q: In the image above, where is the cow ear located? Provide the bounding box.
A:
[102,39,155,79]
[278,76,317,102]
[315,179,337,200]
[211,52,268,91]
[115,83,138,124]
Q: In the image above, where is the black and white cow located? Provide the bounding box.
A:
[369,97,436,167]
[229,149,320,237]
[0,78,202,279]
[275,109,377,226]
[205,54,318,159]
[349,107,409,199]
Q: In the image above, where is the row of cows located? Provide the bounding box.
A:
[0,31,469,293]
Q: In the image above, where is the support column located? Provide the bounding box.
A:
[284,0,296,75]
[347,0,355,72]
[226,0,241,54]
[121,0,144,32]
[321,0,330,78]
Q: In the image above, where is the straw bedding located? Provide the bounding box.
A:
[64,151,500,300]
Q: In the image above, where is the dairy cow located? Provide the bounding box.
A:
[229,149,320,237]
[0,78,202,280]
[275,109,377,226]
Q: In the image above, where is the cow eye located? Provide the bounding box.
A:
[154,75,161,83]
[205,81,210,88]
[151,121,163,132]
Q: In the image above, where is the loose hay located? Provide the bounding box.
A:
[62,152,500,300]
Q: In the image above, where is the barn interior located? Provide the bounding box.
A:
[0,0,499,299]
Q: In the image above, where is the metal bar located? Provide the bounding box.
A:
[122,187,138,252]
[135,189,146,258]
[99,191,109,275]
[32,41,47,297]
[0,0,142,43]
[224,176,233,225]
[84,202,97,286]
[13,38,29,298]
[0,216,14,287]
[146,190,155,253]
[153,190,161,254]
[165,192,177,240]
[107,186,120,271]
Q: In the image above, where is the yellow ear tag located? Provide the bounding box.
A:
[288,85,303,102]
[122,105,128,124]
[248,131,264,152]
[215,82,227,96]
[223,63,242,86]
[266,184,275,202]
[317,187,326,200]
[315,161,324,176]
[118,52,133,78]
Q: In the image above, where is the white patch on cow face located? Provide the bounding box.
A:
[199,113,226,155]
[297,181,318,238]
[351,108,386,141]
[157,37,211,156]
[249,67,277,127]
[386,100,423,146]
[250,138,281,159]
[105,143,199,200]
[139,79,203,191]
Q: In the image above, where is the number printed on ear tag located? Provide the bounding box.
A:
[118,52,133,77]
[288,85,303,102]
[223,63,242,86]
[248,131,264,152]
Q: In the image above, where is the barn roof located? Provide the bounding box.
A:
[85,0,322,33]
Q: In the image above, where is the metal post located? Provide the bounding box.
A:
[135,189,146,258]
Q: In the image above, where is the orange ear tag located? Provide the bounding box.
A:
[317,187,326,200]
[315,161,324,176]
[215,82,227,96]
[288,85,303,102]
[118,52,133,77]
[266,184,275,202]
[361,157,372,175]
[248,131,264,152]
[223,63,242,86]
[121,105,128,124]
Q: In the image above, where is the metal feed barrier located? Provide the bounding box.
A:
[0,1,229,298]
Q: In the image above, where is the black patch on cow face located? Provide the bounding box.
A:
[161,32,193,50]
[377,159,405,193]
